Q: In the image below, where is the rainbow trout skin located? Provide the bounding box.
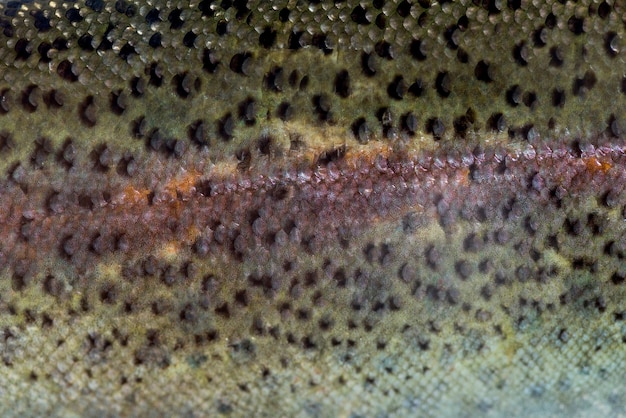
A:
[1,1,626,417]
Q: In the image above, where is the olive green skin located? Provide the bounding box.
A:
[1,1,626,417]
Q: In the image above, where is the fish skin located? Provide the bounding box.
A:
[1,1,626,417]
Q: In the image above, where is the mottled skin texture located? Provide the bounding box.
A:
[1,0,626,417]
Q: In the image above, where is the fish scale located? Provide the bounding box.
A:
[0,1,626,417]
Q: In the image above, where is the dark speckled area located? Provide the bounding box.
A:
[1,1,626,417]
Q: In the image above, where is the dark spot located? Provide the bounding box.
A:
[402,112,418,134]
[375,40,395,59]
[533,26,548,47]
[507,0,521,10]
[455,260,472,280]
[219,113,235,140]
[397,0,412,17]
[65,8,83,23]
[457,48,469,63]
[168,8,184,30]
[488,113,506,132]
[362,52,377,76]
[265,66,284,92]
[288,30,304,50]
[334,70,351,98]
[238,97,256,125]
[598,2,611,19]
[279,8,290,22]
[198,49,219,74]
[611,272,625,285]
[388,75,407,100]
[513,42,529,66]
[182,30,198,48]
[352,118,371,144]
[317,145,346,166]
[523,91,537,109]
[230,52,252,75]
[567,16,584,35]
[506,85,522,107]
[545,12,557,28]
[79,96,97,127]
[573,71,597,97]
[312,34,333,54]
[277,102,293,121]
[100,285,118,305]
[351,5,370,25]
[605,32,619,57]
[474,60,493,82]
[549,46,564,67]
[552,88,565,108]
[145,8,161,25]
[259,26,277,48]
[435,72,451,97]
[427,118,445,139]
[57,60,78,82]
[119,43,136,62]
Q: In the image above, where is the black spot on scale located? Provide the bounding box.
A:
[37,42,52,63]
[145,8,161,25]
[375,41,395,60]
[86,0,104,12]
[572,71,597,97]
[65,8,83,23]
[238,97,256,125]
[567,16,585,35]
[173,73,200,98]
[549,46,564,67]
[312,94,332,122]
[334,70,351,98]
[109,90,127,115]
[13,39,33,61]
[259,27,277,49]
[79,96,97,127]
[427,118,445,139]
[43,89,66,109]
[31,10,51,32]
[219,113,235,140]
[183,31,197,48]
[552,88,566,108]
[264,66,285,92]
[506,85,522,107]
[352,118,371,144]
[0,17,13,38]
[57,60,78,82]
[229,52,253,75]
[475,60,494,83]
[202,48,219,73]
[351,5,370,25]
[513,42,529,66]
[361,52,377,76]
[149,63,164,86]
[118,43,136,62]
[410,39,427,61]
[279,8,290,22]
[115,1,136,17]
[188,120,208,146]
[435,72,451,97]
[167,8,184,30]
[277,102,293,121]
[78,34,95,51]
[148,32,163,48]
[21,85,41,112]
[97,24,114,52]
[402,112,418,135]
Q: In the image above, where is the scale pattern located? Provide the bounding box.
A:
[0,1,626,417]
